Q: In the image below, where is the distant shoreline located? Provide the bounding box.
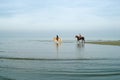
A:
[86,40,120,46]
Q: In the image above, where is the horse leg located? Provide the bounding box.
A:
[77,39,79,43]
[77,40,80,44]
[82,39,84,43]
[82,37,85,43]
[83,38,85,43]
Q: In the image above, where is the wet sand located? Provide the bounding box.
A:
[86,40,120,46]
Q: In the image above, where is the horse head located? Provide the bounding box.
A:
[75,35,78,38]
[75,35,79,41]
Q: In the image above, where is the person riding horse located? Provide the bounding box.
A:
[75,34,85,43]
[53,35,62,44]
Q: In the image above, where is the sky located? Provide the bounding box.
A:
[0,0,120,39]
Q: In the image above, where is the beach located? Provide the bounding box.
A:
[86,40,120,46]
[0,39,120,80]
[1,0,120,79]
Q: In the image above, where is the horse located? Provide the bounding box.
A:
[75,35,85,43]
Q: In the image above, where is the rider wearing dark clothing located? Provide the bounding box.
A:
[56,35,59,41]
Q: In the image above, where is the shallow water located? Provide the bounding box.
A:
[0,39,120,80]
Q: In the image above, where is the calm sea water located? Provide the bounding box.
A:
[0,39,120,80]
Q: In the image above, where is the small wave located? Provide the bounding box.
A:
[43,72,120,77]
[0,76,15,80]
[28,40,75,43]
[0,51,5,52]
[0,57,119,61]
[28,40,53,42]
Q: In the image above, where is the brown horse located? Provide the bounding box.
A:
[75,35,85,43]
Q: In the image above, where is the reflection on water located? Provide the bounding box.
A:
[76,43,85,59]
[76,43,85,48]
[0,40,120,80]
[54,42,85,59]
[0,40,120,60]
[55,43,61,59]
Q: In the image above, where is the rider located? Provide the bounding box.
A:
[79,34,82,38]
[56,35,59,41]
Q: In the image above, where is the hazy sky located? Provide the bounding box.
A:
[0,0,120,39]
